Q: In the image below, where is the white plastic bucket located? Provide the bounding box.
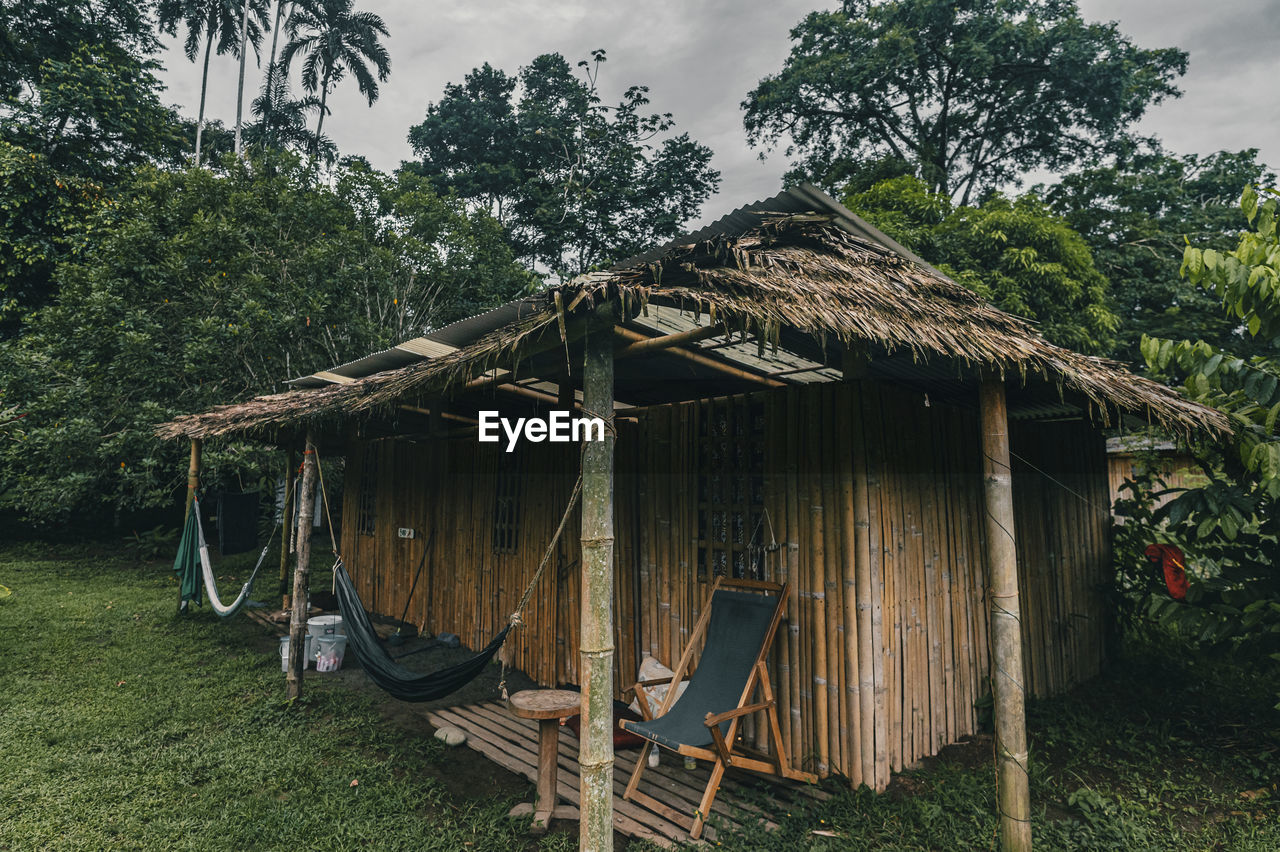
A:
[279,635,315,671]
[315,634,348,672]
[307,615,344,637]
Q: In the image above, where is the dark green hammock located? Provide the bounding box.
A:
[333,559,511,703]
[314,466,580,704]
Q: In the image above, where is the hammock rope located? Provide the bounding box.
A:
[193,493,277,617]
[175,478,290,618]
[310,443,584,703]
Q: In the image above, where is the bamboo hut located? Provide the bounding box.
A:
[159,185,1225,842]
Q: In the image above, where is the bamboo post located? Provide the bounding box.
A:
[286,431,319,701]
[184,439,202,519]
[980,374,1031,852]
[579,318,616,852]
[279,446,295,610]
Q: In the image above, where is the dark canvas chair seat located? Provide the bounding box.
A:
[622,590,776,750]
[620,578,817,839]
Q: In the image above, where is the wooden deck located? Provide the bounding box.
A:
[424,701,828,847]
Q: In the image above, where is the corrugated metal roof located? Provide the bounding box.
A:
[287,294,545,388]
[615,182,934,272]
[288,185,907,389]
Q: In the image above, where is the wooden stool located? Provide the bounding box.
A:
[506,689,581,834]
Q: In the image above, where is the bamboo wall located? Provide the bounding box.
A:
[1106,451,1204,518]
[339,380,1112,790]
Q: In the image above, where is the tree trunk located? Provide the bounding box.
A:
[312,68,330,161]
[195,27,214,168]
[268,1,287,80]
[262,0,288,140]
[233,0,251,155]
[579,318,616,852]
[980,374,1032,852]
[286,432,318,700]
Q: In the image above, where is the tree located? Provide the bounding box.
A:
[0,0,158,101]
[407,50,720,280]
[1,44,183,180]
[255,0,298,141]
[0,0,186,180]
[743,0,1187,204]
[335,158,536,330]
[279,0,389,160]
[1045,145,1274,364]
[846,175,1118,353]
[245,62,332,160]
[157,0,269,167]
[0,2,187,328]
[0,141,104,331]
[0,152,531,525]
[1128,186,1280,666]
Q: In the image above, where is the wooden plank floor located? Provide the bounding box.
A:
[424,701,828,848]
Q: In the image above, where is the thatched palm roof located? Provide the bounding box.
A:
[157,189,1227,442]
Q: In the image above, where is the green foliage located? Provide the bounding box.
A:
[406,50,720,281]
[1128,186,1280,680]
[0,152,532,525]
[743,0,1187,204]
[1046,145,1274,363]
[124,523,179,560]
[0,2,187,325]
[0,0,160,102]
[0,141,105,329]
[245,59,333,162]
[845,175,1118,353]
[1,42,183,181]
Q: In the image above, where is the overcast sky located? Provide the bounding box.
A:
[155,0,1280,224]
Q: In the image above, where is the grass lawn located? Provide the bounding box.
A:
[2,544,1278,850]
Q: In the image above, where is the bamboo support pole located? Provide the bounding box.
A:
[849,383,876,787]
[820,387,842,775]
[766,391,794,763]
[863,385,889,788]
[784,387,803,765]
[837,386,863,788]
[806,389,830,777]
[579,319,616,852]
[286,431,319,700]
[184,439,202,519]
[279,446,295,609]
[980,375,1032,852]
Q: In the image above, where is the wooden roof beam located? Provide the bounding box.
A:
[612,326,787,389]
[613,322,728,358]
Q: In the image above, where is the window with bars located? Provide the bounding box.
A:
[356,444,377,537]
[492,457,522,554]
[697,397,767,581]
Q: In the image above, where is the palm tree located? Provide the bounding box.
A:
[246,68,335,163]
[256,1,303,144]
[280,0,390,160]
[159,0,269,167]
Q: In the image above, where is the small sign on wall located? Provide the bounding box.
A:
[398,527,415,539]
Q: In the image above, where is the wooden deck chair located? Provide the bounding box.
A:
[619,577,818,839]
